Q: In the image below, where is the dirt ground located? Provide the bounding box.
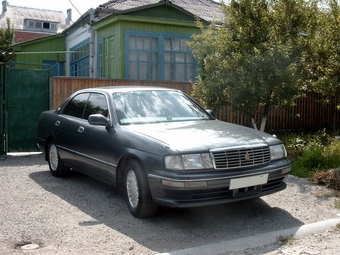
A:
[1,153,340,255]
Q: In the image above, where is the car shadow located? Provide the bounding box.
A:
[29,169,304,253]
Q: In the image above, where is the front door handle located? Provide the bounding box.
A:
[78,126,85,133]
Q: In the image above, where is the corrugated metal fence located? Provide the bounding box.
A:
[52,77,340,131]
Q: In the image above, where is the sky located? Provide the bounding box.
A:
[6,0,106,21]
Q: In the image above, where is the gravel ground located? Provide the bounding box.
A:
[0,153,340,255]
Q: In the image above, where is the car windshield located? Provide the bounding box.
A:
[113,90,212,124]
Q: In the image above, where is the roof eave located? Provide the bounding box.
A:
[96,1,166,18]
[92,1,212,26]
[12,34,64,50]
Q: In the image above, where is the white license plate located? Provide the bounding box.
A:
[229,174,268,190]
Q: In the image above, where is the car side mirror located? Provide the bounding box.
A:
[88,114,112,127]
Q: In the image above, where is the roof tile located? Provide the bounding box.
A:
[99,0,224,21]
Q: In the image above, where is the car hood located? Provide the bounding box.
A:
[123,120,278,153]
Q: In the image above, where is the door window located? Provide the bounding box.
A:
[83,93,109,120]
[62,93,90,118]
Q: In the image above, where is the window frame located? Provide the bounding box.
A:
[70,39,90,77]
[125,31,198,82]
[62,92,110,120]
[25,19,58,30]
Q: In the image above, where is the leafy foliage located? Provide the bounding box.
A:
[280,129,340,189]
[188,0,322,130]
[277,235,296,245]
[281,129,331,158]
[302,0,340,104]
[0,18,14,62]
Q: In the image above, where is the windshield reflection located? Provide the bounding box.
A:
[113,90,211,124]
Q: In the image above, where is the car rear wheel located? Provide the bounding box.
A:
[125,159,158,218]
[47,141,70,177]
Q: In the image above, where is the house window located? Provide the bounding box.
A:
[25,20,58,30]
[128,35,158,80]
[35,22,42,28]
[27,21,35,27]
[126,31,197,81]
[163,37,196,81]
[70,40,90,77]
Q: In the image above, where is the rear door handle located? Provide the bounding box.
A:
[78,126,85,133]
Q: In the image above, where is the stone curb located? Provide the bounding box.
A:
[158,216,340,255]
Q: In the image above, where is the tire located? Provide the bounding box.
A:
[47,141,70,177]
[125,159,158,218]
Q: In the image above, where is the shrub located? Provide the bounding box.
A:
[280,129,340,181]
[323,140,340,169]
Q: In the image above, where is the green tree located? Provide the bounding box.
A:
[0,18,14,62]
[189,0,319,131]
[302,0,340,107]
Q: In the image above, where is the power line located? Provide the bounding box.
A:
[68,0,82,18]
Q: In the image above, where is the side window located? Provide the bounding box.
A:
[62,93,90,118]
[83,93,109,120]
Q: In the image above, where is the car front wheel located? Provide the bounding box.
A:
[47,141,70,177]
[125,159,158,218]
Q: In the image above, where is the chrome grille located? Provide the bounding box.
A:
[211,146,271,170]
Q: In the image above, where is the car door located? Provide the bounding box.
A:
[54,92,90,167]
[75,92,117,183]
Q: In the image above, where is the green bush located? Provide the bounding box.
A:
[323,140,340,169]
[280,129,340,178]
[291,143,325,177]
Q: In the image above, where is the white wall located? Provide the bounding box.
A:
[65,24,92,76]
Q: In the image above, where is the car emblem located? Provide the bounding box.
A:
[244,152,250,161]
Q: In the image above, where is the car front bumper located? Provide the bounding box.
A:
[148,159,291,207]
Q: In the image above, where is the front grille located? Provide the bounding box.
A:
[211,146,271,170]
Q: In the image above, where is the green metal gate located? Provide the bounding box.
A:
[4,66,50,152]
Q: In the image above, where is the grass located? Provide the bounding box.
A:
[336,223,340,231]
[277,235,296,245]
[335,200,340,210]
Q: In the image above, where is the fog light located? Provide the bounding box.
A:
[281,167,291,174]
[161,180,208,188]
[162,180,184,188]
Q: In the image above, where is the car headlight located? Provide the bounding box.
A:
[164,153,213,170]
[270,144,287,160]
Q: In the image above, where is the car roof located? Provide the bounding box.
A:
[78,86,179,94]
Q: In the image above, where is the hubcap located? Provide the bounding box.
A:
[126,170,139,209]
[49,144,58,171]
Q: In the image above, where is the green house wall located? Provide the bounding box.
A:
[94,5,201,79]
[12,35,66,71]
[8,4,204,79]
